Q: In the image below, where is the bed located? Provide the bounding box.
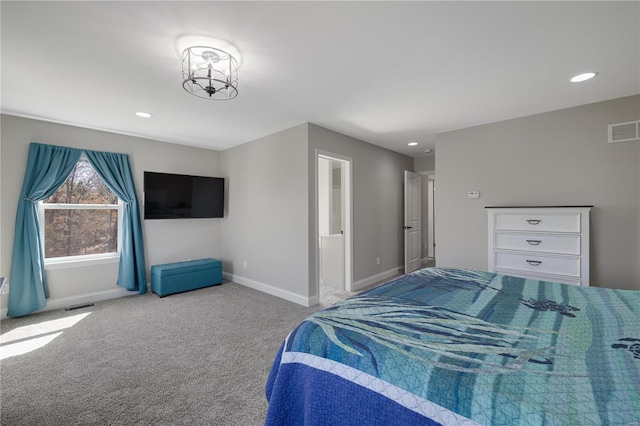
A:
[265,268,640,425]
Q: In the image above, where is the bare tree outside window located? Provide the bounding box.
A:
[42,155,121,259]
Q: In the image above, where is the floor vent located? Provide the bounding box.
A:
[65,303,95,311]
[608,120,640,143]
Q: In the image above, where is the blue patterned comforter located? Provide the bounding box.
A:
[265,268,640,425]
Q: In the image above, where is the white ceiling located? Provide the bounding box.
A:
[2,1,639,158]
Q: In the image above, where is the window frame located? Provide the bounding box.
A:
[37,199,124,268]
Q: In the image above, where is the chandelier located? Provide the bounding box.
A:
[182,46,238,100]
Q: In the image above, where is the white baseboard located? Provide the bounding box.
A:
[226,268,401,308]
[223,272,316,307]
[1,286,143,320]
[352,267,402,291]
[1,268,403,319]
[307,293,319,307]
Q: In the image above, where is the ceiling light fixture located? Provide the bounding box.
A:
[136,112,152,118]
[408,142,418,146]
[570,72,598,83]
[182,46,238,100]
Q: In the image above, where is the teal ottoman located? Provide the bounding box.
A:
[151,258,222,297]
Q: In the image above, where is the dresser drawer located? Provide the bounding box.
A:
[494,252,580,278]
[493,212,581,233]
[494,232,581,255]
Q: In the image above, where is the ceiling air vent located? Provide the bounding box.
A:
[608,120,640,143]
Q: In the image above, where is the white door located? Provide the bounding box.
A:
[404,171,422,274]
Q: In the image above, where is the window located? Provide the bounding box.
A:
[38,155,123,265]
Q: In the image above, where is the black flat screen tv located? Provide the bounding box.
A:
[144,171,224,219]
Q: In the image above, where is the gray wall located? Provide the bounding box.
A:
[415,155,435,172]
[436,95,640,290]
[220,123,413,304]
[308,124,414,296]
[1,116,416,313]
[1,115,223,311]
[219,124,310,304]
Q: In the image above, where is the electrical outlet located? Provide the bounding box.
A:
[468,191,479,199]
[376,257,380,265]
[243,260,248,269]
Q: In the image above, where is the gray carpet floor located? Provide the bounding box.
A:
[0,282,322,425]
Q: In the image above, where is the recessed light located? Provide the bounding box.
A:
[136,112,152,118]
[570,72,598,83]
[408,142,418,146]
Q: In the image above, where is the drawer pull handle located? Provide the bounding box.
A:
[526,260,542,266]
[526,219,542,225]
[526,239,542,245]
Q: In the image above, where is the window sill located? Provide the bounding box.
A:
[45,255,120,270]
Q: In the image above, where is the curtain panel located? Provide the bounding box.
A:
[8,144,82,317]
[84,150,146,293]
[8,143,146,317]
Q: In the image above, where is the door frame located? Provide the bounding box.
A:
[315,150,353,294]
[418,170,436,261]
[426,172,435,259]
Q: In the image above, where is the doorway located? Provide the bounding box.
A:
[426,173,436,265]
[317,152,352,301]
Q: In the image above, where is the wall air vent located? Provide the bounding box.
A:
[608,120,640,143]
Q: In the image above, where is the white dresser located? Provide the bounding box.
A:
[486,206,592,286]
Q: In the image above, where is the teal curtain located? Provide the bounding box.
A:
[8,143,82,317]
[84,150,147,293]
[8,143,147,317]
